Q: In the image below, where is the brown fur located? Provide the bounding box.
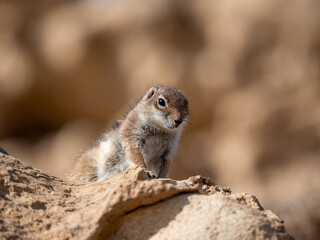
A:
[69,148,100,181]
[120,112,146,169]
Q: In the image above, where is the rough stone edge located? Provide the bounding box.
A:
[0,153,294,240]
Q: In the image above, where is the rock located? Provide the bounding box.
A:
[0,147,8,155]
[0,153,293,240]
[111,194,287,240]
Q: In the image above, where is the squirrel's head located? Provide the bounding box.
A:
[142,85,189,130]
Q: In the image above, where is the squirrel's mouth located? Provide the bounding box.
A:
[166,121,181,130]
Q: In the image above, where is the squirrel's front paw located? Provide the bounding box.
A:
[145,170,157,179]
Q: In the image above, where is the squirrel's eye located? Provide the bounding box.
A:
[158,98,166,107]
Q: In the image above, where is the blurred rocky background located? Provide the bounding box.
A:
[0,0,319,239]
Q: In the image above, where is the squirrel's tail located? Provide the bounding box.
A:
[67,148,100,182]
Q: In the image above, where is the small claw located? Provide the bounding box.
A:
[146,171,157,179]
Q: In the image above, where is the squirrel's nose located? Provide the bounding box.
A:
[174,119,182,126]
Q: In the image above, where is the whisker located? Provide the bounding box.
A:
[183,119,193,127]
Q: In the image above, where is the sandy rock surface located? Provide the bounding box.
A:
[111,193,291,240]
[0,153,292,240]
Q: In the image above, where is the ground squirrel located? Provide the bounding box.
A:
[69,85,189,182]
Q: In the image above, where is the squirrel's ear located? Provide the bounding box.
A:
[145,86,158,100]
